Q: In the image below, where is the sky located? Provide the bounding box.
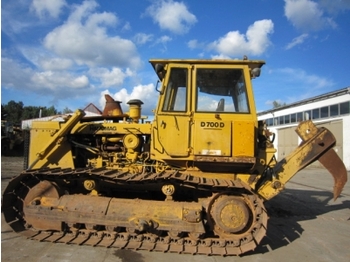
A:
[1,0,350,116]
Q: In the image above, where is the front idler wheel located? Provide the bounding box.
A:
[210,194,253,238]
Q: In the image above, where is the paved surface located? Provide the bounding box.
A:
[1,157,350,262]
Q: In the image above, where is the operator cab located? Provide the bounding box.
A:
[150,59,265,172]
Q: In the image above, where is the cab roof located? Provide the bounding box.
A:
[150,58,265,69]
[149,58,265,80]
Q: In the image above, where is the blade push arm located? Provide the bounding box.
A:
[27,109,86,170]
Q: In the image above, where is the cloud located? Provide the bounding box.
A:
[43,0,141,68]
[210,54,231,59]
[1,57,34,90]
[209,19,274,57]
[31,72,89,90]
[264,67,335,103]
[285,33,309,49]
[2,57,92,94]
[255,66,336,111]
[2,2,40,35]
[187,39,206,50]
[145,0,197,34]
[31,0,67,18]
[134,33,154,45]
[2,1,144,110]
[152,35,173,52]
[89,67,134,88]
[38,57,74,71]
[277,67,335,89]
[187,40,198,49]
[284,0,337,32]
[319,0,350,15]
[269,67,335,90]
[155,35,172,44]
[122,22,131,31]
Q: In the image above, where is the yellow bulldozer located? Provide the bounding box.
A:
[2,58,347,255]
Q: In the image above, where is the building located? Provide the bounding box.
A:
[258,87,350,170]
[21,103,102,129]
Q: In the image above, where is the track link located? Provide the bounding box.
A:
[2,167,268,256]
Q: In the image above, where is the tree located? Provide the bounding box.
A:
[2,100,24,124]
[21,106,40,120]
[43,106,58,117]
[22,105,58,119]
[272,100,286,109]
[62,107,73,114]
[1,105,8,119]
[1,101,59,123]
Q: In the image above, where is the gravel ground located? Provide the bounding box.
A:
[1,156,349,262]
[1,156,24,194]
[1,156,24,177]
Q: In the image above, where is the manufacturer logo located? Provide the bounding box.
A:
[89,125,117,131]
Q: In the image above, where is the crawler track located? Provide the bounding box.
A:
[2,167,268,256]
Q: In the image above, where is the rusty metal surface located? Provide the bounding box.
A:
[296,120,347,200]
[317,149,348,200]
[296,128,336,170]
[194,156,256,164]
[102,94,124,116]
[2,167,267,256]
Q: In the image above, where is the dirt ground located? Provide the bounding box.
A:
[1,156,25,178]
[1,156,350,262]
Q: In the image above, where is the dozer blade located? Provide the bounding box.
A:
[296,121,347,200]
[257,120,347,201]
[317,149,347,200]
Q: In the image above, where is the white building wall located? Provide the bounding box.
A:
[21,110,101,129]
[22,116,66,129]
[343,117,350,170]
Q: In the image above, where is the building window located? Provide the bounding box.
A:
[330,104,339,117]
[291,113,296,123]
[340,101,349,115]
[285,114,290,124]
[279,116,284,125]
[266,118,273,126]
[297,112,303,122]
[274,118,278,125]
[312,108,320,119]
[321,106,329,118]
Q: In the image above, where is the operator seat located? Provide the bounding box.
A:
[216,99,225,112]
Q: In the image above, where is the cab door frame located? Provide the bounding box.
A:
[153,64,192,157]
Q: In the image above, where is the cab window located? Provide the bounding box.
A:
[196,68,249,113]
[162,68,188,112]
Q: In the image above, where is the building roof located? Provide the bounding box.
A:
[22,103,103,129]
[257,87,350,116]
[83,103,102,115]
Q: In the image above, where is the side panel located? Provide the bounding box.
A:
[233,121,255,157]
[29,122,74,169]
[193,120,231,156]
[154,115,191,157]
